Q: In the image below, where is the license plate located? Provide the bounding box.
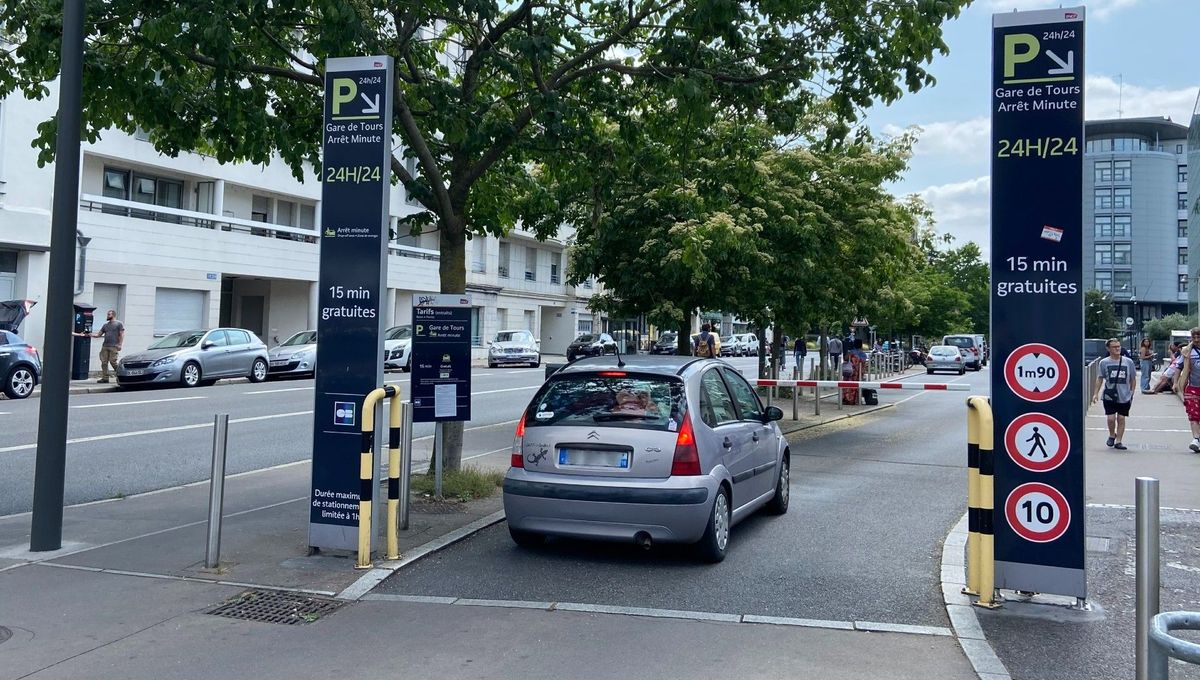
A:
[558,448,630,468]
[126,369,144,376]
[270,360,287,367]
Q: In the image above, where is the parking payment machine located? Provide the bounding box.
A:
[72,303,96,380]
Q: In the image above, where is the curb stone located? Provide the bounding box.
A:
[940,512,1012,680]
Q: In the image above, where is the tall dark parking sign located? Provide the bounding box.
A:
[991,8,1086,597]
[309,56,394,551]
[411,294,473,423]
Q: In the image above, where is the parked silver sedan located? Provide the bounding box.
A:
[268,330,316,378]
[117,328,269,388]
[503,355,790,562]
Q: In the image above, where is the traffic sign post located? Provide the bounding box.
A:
[411,294,473,498]
[991,8,1086,597]
[308,56,394,551]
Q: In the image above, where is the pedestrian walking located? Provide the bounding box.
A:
[1092,338,1136,450]
[841,339,868,405]
[827,335,843,378]
[75,308,124,383]
[1170,328,1200,452]
[793,336,807,375]
[1138,337,1155,394]
[693,323,717,359]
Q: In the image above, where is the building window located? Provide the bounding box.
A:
[470,237,486,273]
[1113,188,1131,210]
[1113,271,1133,294]
[1112,243,1131,265]
[1180,193,1189,211]
[1094,244,1113,266]
[1094,188,1112,210]
[577,316,593,334]
[1113,160,1131,182]
[524,246,537,281]
[1095,271,1112,292]
[1180,274,1190,294]
[1178,144,1186,155]
[1181,220,1189,239]
[1180,247,1189,266]
[496,307,507,329]
[1180,167,1189,183]
[498,242,510,278]
[583,276,594,289]
[550,253,560,284]
[1113,215,1131,238]
[251,195,270,222]
[1094,161,1112,183]
[1094,216,1112,238]
[470,307,482,345]
[154,288,206,336]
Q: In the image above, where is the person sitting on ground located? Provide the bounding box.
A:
[1149,343,1182,394]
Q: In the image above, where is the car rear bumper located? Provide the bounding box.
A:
[503,472,715,543]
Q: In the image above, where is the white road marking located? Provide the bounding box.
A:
[0,411,310,454]
[1167,562,1200,574]
[244,386,313,394]
[70,396,208,409]
[1086,427,1191,433]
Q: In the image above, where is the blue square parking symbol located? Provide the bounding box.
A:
[334,401,355,426]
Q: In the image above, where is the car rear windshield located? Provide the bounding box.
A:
[1084,339,1107,357]
[573,334,596,343]
[931,346,958,356]
[526,373,686,431]
[943,336,975,348]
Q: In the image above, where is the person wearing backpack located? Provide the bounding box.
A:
[693,324,717,358]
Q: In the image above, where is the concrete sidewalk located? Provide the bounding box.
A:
[968,395,1200,680]
[0,363,969,680]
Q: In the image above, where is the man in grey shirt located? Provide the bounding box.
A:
[77,309,124,383]
[1092,337,1136,450]
[827,335,843,378]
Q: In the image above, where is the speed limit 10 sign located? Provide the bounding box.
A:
[1004,482,1071,544]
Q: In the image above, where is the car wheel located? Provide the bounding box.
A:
[3,365,36,399]
[181,362,202,388]
[695,486,731,563]
[250,358,268,383]
[509,526,544,548]
[402,355,412,373]
[959,368,966,375]
[926,368,933,375]
[534,355,541,368]
[765,455,790,515]
[488,362,496,369]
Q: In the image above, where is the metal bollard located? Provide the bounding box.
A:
[434,422,444,499]
[357,387,388,569]
[1137,477,1162,680]
[204,414,230,569]
[399,400,413,530]
[815,382,821,416]
[792,381,798,421]
[384,387,402,561]
[964,400,981,596]
[974,396,999,608]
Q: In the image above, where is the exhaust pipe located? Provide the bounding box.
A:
[634,531,652,551]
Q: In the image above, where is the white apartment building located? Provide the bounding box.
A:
[0,85,600,366]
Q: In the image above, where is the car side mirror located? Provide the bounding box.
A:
[201,341,215,350]
[762,406,784,423]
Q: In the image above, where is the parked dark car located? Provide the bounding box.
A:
[650,332,678,355]
[0,330,41,399]
[566,333,617,362]
[1083,338,1109,365]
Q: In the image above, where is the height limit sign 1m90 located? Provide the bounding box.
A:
[991,8,1086,598]
[309,56,394,552]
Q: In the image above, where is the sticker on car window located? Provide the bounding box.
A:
[667,419,678,432]
[538,402,548,410]
[535,411,555,420]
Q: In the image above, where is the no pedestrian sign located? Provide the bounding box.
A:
[1004,413,1070,473]
[1003,343,1069,402]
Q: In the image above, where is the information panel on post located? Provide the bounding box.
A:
[411,294,473,423]
[309,56,394,551]
[990,8,1086,597]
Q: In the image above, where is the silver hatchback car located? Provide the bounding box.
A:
[117,328,269,388]
[503,355,790,562]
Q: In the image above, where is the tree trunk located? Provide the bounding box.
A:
[430,216,467,474]
[757,320,768,378]
[678,321,691,356]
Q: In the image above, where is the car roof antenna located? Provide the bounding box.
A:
[613,340,626,368]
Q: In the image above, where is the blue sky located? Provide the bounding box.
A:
[864,0,1200,257]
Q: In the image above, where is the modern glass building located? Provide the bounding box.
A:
[1083,117,1190,333]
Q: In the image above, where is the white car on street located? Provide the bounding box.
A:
[383,325,412,372]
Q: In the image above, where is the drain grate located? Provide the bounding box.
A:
[1086,536,1113,553]
[206,589,343,625]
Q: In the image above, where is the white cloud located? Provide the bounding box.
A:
[987,0,1142,19]
[883,118,990,158]
[914,176,992,256]
[1085,75,1198,123]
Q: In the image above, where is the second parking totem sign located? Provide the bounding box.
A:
[309,56,394,551]
[991,8,1086,597]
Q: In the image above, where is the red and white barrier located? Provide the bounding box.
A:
[753,379,970,391]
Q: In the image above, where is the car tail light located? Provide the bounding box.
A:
[511,415,526,468]
[671,416,701,476]
[26,345,38,358]
[955,356,961,362]
[597,371,626,377]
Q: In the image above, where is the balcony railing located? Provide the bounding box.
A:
[79,193,439,261]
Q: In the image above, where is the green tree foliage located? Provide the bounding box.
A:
[1143,313,1197,342]
[870,228,987,341]
[0,0,967,468]
[1084,289,1119,338]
